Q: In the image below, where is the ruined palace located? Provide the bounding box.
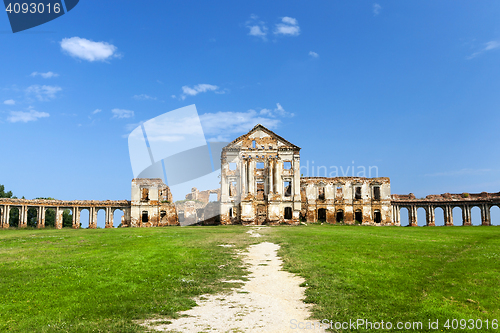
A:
[1,124,499,228]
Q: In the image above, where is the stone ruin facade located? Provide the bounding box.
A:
[301,177,392,225]
[128,178,178,227]
[218,124,393,225]
[1,124,499,228]
[175,187,221,226]
[220,125,302,225]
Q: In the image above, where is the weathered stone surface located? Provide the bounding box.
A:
[129,178,178,227]
[391,191,500,226]
[220,124,301,225]
[0,198,130,229]
[301,177,392,225]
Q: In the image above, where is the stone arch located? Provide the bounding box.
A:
[79,208,90,228]
[416,207,426,226]
[452,206,464,226]
[8,206,20,227]
[336,209,344,223]
[317,208,326,222]
[44,207,56,228]
[399,207,409,226]
[26,207,39,228]
[471,206,481,226]
[96,208,106,228]
[434,206,445,226]
[60,207,73,228]
[490,205,500,226]
[113,208,124,228]
[354,209,362,224]
[373,209,382,224]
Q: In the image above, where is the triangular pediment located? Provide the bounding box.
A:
[224,124,300,150]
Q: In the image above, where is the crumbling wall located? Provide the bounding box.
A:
[300,177,392,225]
[130,178,178,227]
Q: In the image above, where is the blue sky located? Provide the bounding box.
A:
[1,1,500,213]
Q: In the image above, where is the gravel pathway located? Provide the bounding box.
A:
[143,229,324,332]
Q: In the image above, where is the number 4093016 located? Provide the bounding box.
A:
[5,3,61,14]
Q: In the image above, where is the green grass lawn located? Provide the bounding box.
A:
[1,225,499,332]
[0,226,254,332]
[267,225,500,332]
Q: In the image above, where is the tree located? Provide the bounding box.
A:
[27,208,37,228]
[62,209,73,228]
[0,184,18,227]
[0,184,13,198]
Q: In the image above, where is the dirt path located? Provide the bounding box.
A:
[143,228,324,332]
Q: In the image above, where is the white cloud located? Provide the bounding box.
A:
[281,17,297,25]
[373,3,382,16]
[274,16,300,36]
[259,103,294,117]
[246,15,268,40]
[60,37,119,62]
[198,104,294,141]
[133,94,157,101]
[30,71,59,78]
[249,25,267,38]
[92,109,102,114]
[7,108,49,123]
[309,51,319,58]
[200,109,281,141]
[3,99,15,105]
[112,108,134,119]
[467,40,500,59]
[25,85,62,101]
[180,84,219,100]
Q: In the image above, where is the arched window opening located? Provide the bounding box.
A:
[355,210,362,223]
[318,187,325,200]
[336,210,344,223]
[355,187,362,200]
[318,208,327,222]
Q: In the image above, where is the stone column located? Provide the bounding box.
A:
[408,205,418,226]
[276,160,282,196]
[293,156,301,200]
[90,207,97,229]
[269,159,274,194]
[393,205,400,226]
[444,205,454,226]
[55,207,63,229]
[19,206,27,228]
[462,205,471,225]
[248,159,255,194]
[105,207,113,228]
[1,205,9,228]
[426,206,435,226]
[72,207,78,228]
[241,159,247,195]
[39,207,45,228]
[481,204,491,226]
